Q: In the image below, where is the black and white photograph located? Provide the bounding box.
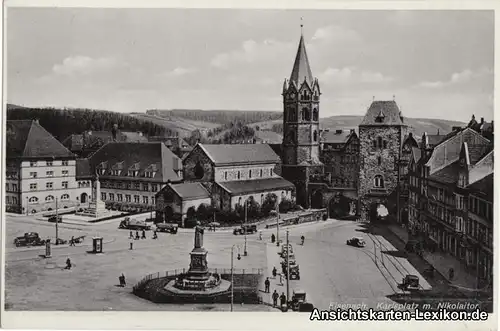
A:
[2,3,496,330]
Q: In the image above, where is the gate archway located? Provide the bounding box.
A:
[311,190,323,209]
[80,193,88,203]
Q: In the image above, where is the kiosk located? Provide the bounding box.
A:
[92,237,103,254]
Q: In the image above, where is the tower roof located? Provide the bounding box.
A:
[289,34,314,87]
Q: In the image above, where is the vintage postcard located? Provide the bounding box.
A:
[1,1,497,330]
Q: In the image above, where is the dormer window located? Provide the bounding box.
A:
[375,110,385,123]
[112,170,121,176]
[100,169,106,175]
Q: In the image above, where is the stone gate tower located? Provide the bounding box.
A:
[281,30,323,208]
[358,100,408,221]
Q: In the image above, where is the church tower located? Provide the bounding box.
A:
[281,28,322,208]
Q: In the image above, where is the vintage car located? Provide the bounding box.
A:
[401,274,420,291]
[48,215,62,223]
[118,217,151,231]
[233,224,258,235]
[280,244,294,257]
[347,237,366,247]
[13,232,46,247]
[54,238,68,245]
[156,223,178,234]
[290,289,307,310]
[283,265,300,280]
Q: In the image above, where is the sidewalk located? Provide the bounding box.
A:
[260,242,286,310]
[387,224,479,290]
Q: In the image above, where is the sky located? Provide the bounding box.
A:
[6,8,494,121]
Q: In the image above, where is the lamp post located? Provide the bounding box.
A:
[244,200,248,256]
[275,199,280,246]
[286,230,290,302]
[55,197,59,244]
[230,244,241,312]
[26,196,29,216]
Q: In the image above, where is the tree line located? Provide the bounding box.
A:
[7,105,174,141]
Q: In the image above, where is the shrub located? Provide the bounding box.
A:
[186,206,196,219]
[261,193,278,216]
[196,203,211,221]
[322,213,328,221]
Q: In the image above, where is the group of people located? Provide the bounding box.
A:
[272,290,287,308]
[129,230,158,240]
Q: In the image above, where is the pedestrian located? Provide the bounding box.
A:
[70,236,75,246]
[449,268,454,281]
[279,292,286,307]
[272,267,277,278]
[129,231,133,239]
[64,258,72,270]
[141,230,146,239]
[121,273,126,286]
[130,242,133,250]
[135,231,140,240]
[259,232,262,240]
[279,273,283,285]
[152,231,158,240]
[272,290,279,307]
[271,233,276,243]
[264,277,270,293]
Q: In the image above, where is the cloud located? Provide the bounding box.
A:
[166,67,197,77]
[418,67,492,89]
[311,25,362,44]
[52,56,127,76]
[319,66,394,85]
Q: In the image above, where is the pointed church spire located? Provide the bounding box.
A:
[289,22,314,87]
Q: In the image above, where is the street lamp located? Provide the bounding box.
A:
[275,199,280,247]
[230,244,241,312]
[244,200,248,256]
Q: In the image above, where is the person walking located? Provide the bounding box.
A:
[279,273,283,286]
[69,236,75,246]
[264,277,270,293]
[271,233,276,244]
[152,231,158,240]
[129,231,133,239]
[272,267,277,278]
[64,258,72,270]
[279,292,286,307]
[141,230,146,239]
[135,231,140,240]
[272,290,279,307]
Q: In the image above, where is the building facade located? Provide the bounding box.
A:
[5,120,91,214]
[88,142,182,212]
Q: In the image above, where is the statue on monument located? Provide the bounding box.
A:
[194,226,204,249]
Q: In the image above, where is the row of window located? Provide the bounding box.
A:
[224,168,273,181]
[331,178,357,188]
[5,183,19,192]
[98,169,156,178]
[469,196,493,221]
[29,161,69,167]
[5,196,18,204]
[237,191,287,206]
[372,137,388,149]
[341,155,358,164]
[287,130,319,144]
[101,192,155,205]
[30,181,69,191]
[28,194,70,204]
[78,181,91,188]
[285,107,319,122]
[100,181,159,192]
[29,170,69,178]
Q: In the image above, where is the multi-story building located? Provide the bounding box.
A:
[407,126,493,284]
[5,120,91,214]
[182,143,294,211]
[88,142,182,212]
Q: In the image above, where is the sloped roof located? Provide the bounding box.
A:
[217,177,295,195]
[148,136,191,149]
[254,131,283,144]
[480,122,493,132]
[427,134,447,147]
[199,144,280,166]
[289,34,314,87]
[89,142,181,182]
[359,101,405,126]
[429,162,460,184]
[268,144,283,159]
[411,147,422,163]
[321,130,353,144]
[468,173,493,199]
[468,144,492,165]
[169,182,210,200]
[6,120,74,159]
[76,159,92,179]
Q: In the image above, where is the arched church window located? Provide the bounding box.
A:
[194,161,204,179]
[304,108,311,121]
[301,90,308,100]
[313,130,318,142]
[313,108,318,121]
[383,140,388,149]
[378,156,382,166]
[288,131,296,144]
[374,175,384,188]
[377,137,383,148]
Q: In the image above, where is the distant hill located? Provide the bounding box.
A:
[6,104,174,141]
[250,115,465,138]
[130,113,220,138]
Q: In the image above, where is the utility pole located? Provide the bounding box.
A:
[26,196,29,216]
[231,246,234,311]
[244,200,248,256]
[276,200,280,246]
[55,197,59,245]
[286,230,290,303]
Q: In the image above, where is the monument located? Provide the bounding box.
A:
[76,172,110,218]
[164,226,231,299]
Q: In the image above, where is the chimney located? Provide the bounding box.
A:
[350,129,355,134]
[480,117,484,125]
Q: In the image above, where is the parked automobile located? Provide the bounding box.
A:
[290,289,309,311]
[48,215,62,223]
[283,265,300,280]
[13,232,46,247]
[118,217,151,230]
[233,224,257,235]
[156,223,178,234]
[346,237,366,247]
[400,274,420,291]
[280,244,293,257]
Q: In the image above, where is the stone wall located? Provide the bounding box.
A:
[358,125,405,221]
[182,145,214,182]
[321,137,360,188]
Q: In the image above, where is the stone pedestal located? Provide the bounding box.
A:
[187,248,210,281]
